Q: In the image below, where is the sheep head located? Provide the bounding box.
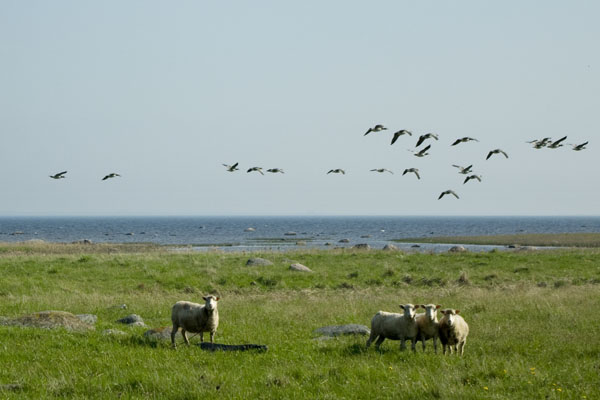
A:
[203,295,220,311]
[441,309,460,326]
[420,304,441,321]
[399,303,419,320]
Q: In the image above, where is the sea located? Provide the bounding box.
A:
[1,216,599,253]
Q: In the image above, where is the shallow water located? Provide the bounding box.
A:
[1,216,598,252]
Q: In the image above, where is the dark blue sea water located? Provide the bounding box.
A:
[1,216,599,252]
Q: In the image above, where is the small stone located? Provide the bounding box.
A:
[360,235,371,238]
[75,314,97,325]
[102,329,127,336]
[338,239,350,243]
[448,245,468,253]
[295,241,307,246]
[289,263,312,272]
[314,324,371,337]
[246,258,273,266]
[353,243,370,250]
[144,326,181,341]
[382,244,399,251]
[244,227,256,232]
[116,314,144,325]
[284,231,297,236]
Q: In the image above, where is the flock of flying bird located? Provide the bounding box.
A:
[219,125,589,201]
[48,128,588,202]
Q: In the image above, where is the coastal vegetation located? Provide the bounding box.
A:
[0,241,599,398]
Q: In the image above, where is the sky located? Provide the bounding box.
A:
[0,1,598,216]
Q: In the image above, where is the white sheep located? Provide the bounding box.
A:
[438,308,469,355]
[366,304,420,351]
[171,295,220,348]
[415,304,441,353]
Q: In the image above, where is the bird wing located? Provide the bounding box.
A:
[327,170,333,174]
[451,139,460,146]
[432,134,439,140]
[340,170,345,174]
[438,192,445,200]
[500,150,508,158]
[452,164,462,169]
[387,169,393,174]
[486,151,493,160]
[451,191,459,199]
[419,144,431,154]
[416,136,425,147]
[463,176,469,184]
[554,136,567,145]
[414,170,420,179]
[364,128,372,136]
[102,175,109,180]
[391,132,400,145]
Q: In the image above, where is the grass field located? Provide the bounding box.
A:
[1,241,599,399]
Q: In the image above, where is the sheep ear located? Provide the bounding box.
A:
[455,310,460,314]
[202,296,208,301]
[414,305,419,309]
[399,305,405,309]
[420,304,426,308]
[436,305,441,309]
[216,297,220,301]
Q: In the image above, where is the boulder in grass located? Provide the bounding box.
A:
[314,324,371,338]
[144,326,182,341]
[0,311,94,332]
[353,243,371,250]
[289,263,312,272]
[102,329,127,336]
[448,245,468,253]
[117,314,144,325]
[246,258,273,267]
[338,239,350,244]
[75,314,97,325]
[382,244,399,251]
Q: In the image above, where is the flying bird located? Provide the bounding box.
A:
[49,171,67,179]
[463,175,482,184]
[547,136,567,149]
[438,190,459,200]
[452,164,473,174]
[486,149,508,160]
[327,169,345,175]
[370,168,393,174]
[390,130,412,145]
[409,144,431,157]
[451,137,479,146]
[102,173,121,181]
[402,168,420,179]
[527,137,552,149]
[364,124,387,136]
[223,162,239,172]
[415,133,439,147]
[570,141,588,151]
[267,168,284,173]
[247,167,264,175]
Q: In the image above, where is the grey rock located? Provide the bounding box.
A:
[284,231,297,236]
[75,314,97,325]
[353,243,370,250]
[314,324,371,337]
[289,263,312,272]
[244,227,256,232]
[338,239,350,243]
[246,257,273,266]
[324,242,332,246]
[0,384,24,392]
[382,244,399,251]
[102,329,127,336]
[295,241,307,246]
[116,314,144,325]
[127,321,148,328]
[73,239,93,244]
[144,326,182,341]
[0,311,93,332]
[411,244,421,248]
[360,235,372,238]
[198,342,268,352]
[448,245,468,253]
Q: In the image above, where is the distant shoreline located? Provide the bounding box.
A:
[393,232,600,248]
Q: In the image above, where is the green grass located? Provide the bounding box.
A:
[1,245,599,398]
[393,232,600,248]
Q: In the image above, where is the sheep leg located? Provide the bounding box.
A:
[458,340,466,356]
[375,336,385,350]
[433,337,438,354]
[442,344,448,355]
[410,337,417,353]
[400,339,407,351]
[366,332,377,348]
[171,323,179,348]
[182,329,189,345]
[199,332,204,342]
[420,334,426,352]
[209,331,215,343]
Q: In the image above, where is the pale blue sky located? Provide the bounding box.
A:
[1,1,598,216]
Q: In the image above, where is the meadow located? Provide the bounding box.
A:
[1,242,599,399]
